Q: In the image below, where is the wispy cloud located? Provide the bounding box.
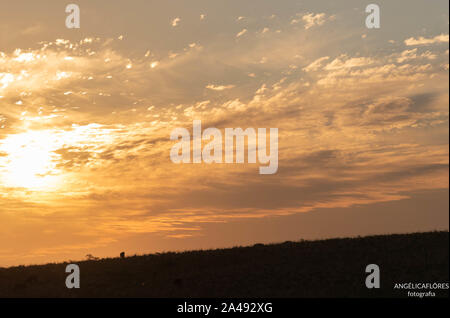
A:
[236,29,248,38]
[206,84,235,91]
[171,17,181,27]
[301,12,332,29]
[405,34,449,46]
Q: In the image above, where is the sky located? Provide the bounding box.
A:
[0,0,448,267]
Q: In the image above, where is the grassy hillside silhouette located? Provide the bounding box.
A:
[0,231,448,298]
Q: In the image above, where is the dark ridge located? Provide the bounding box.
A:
[0,231,448,297]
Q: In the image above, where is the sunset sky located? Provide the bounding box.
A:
[0,0,448,267]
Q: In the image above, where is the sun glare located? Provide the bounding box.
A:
[0,131,62,190]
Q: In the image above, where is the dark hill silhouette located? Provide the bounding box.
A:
[0,231,448,297]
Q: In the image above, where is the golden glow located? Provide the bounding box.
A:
[0,131,62,190]
[0,1,448,267]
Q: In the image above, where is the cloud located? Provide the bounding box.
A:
[303,56,330,72]
[404,34,449,46]
[206,84,235,91]
[171,17,181,27]
[396,49,437,63]
[302,13,326,29]
[236,29,248,38]
[323,55,374,70]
